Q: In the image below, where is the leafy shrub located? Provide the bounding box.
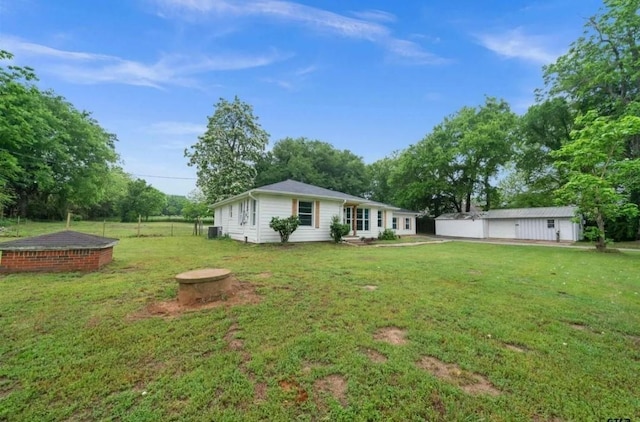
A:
[378,228,397,240]
[269,215,300,243]
[329,215,351,243]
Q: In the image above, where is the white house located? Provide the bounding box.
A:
[435,206,582,242]
[211,180,417,243]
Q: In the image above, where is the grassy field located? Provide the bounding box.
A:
[1,222,639,421]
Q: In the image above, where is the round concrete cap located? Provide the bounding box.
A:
[175,268,232,284]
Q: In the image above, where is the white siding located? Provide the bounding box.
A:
[488,219,516,239]
[557,218,581,241]
[514,218,555,241]
[393,213,417,236]
[489,217,580,241]
[257,194,341,243]
[213,198,258,243]
[436,219,485,238]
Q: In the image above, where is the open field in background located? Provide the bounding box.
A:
[1,222,639,421]
[0,220,203,239]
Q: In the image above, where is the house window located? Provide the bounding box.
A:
[251,199,257,225]
[392,217,397,229]
[298,201,313,226]
[239,201,244,224]
[377,211,383,227]
[229,205,233,218]
[405,218,411,230]
[547,219,555,228]
[343,207,352,226]
[356,208,370,231]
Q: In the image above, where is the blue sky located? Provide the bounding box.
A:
[1,0,603,195]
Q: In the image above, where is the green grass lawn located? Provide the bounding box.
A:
[1,223,639,421]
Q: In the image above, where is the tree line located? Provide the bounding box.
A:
[0,50,209,222]
[2,0,639,250]
[186,0,640,251]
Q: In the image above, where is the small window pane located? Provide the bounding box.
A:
[298,201,313,226]
[547,219,555,228]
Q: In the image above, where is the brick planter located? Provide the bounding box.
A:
[0,231,118,273]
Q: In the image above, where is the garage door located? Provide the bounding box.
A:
[515,219,556,241]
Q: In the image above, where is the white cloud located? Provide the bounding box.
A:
[0,34,287,88]
[152,0,445,65]
[475,27,559,65]
[349,9,396,23]
[294,64,317,76]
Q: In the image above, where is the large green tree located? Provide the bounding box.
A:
[391,97,517,214]
[185,96,269,204]
[254,137,368,196]
[0,50,118,218]
[543,0,640,121]
[505,98,574,207]
[553,110,640,250]
[366,154,399,204]
[543,0,640,242]
[182,189,211,221]
[118,179,166,222]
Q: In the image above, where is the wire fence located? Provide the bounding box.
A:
[0,219,214,240]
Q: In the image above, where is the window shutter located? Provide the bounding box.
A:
[315,201,320,228]
[384,211,387,228]
[292,199,298,216]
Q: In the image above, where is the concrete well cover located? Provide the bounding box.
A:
[175,268,231,284]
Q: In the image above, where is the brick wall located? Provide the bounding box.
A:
[0,247,114,273]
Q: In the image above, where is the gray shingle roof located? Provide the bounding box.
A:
[255,179,366,202]
[0,231,119,251]
[213,179,403,210]
[484,206,577,219]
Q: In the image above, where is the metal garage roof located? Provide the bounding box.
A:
[484,206,577,219]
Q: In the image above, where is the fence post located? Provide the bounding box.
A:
[137,214,141,237]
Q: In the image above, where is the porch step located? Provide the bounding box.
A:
[343,236,374,245]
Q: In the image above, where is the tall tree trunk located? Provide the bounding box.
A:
[465,192,471,212]
[484,174,491,211]
[595,210,607,251]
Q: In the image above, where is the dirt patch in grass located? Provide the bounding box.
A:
[363,348,387,363]
[127,280,259,319]
[374,327,407,345]
[279,379,308,404]
[0,376,19,399]
[430,391,447,419]
[254,382,267,402]
[504,343,527,353]
[417,356,501,396]
[362,285,378,291]
[85,316,102,328]
[569,323,588,331]
[314,374,348,406]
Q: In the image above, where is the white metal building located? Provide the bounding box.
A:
[435,207,582,242]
